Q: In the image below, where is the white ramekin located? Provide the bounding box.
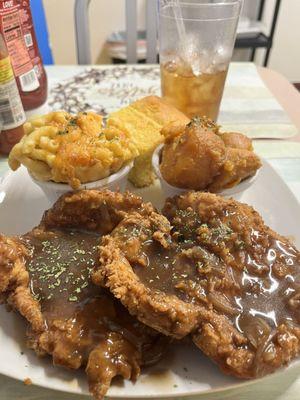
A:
[30,162,133,204]
[152,144,258,200]
[215,171,258,200]
[152,144,187,198]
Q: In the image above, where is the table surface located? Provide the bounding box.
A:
[0,63,300,400]
[257,66,300,135]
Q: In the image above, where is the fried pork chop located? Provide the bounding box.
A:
[96,192,300,379]
[0,190,165,399]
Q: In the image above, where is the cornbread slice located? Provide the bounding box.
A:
[130,96,189,127]
[107,107,161,154]
[106,96,189,187]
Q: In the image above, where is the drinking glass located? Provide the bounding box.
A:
[158,0,242,121]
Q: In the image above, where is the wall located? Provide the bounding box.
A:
[43,0,300,81]
[43,0,76,64]
[43,0,145,64]
[261,0,300,82]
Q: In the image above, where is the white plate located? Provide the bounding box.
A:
[0,162,299,398]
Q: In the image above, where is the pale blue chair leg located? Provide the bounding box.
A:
[74,0,92,65]
[126,0,138,64]
[74,0,158,65]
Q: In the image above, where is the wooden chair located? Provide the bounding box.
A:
[74,0,157,64]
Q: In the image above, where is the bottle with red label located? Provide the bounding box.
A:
[0,0,48,113]
[0,31,25,154]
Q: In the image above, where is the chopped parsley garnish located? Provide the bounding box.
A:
[186,116,219,132]
[27,232,98,304]
[68,118,78,126]
[235,240,245,250]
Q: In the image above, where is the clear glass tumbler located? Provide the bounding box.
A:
[159,0,242,121]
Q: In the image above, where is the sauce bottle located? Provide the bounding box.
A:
[0,32,25,154]
[0,0,48,113]
[0,33,26,154]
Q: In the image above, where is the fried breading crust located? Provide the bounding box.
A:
[94,212,201,339]
[43,189,154,233]
[0,190,164,399]
[97,191,300,379]
[164,192,300,378]
[0,235,44,332]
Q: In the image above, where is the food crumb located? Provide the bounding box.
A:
[173,384,178,388]
[287,235,296,243]
[24,378,32,385]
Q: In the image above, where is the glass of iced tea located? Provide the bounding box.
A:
[158,0,242,121]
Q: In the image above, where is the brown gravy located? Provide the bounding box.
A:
[133,240,203,299]
[21,228,163,367]
[129,221,300,344]
[24,229,99,319]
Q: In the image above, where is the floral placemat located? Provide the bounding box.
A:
[48,66,159,115]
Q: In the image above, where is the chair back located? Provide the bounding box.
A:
[74,0,158,64]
